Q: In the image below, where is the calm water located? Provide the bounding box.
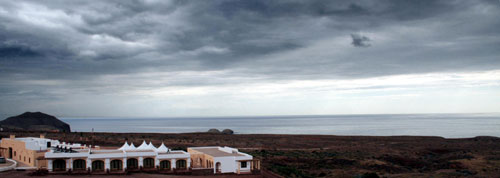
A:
[61,113,500,138]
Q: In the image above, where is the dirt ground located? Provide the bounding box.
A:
[1,131,499,177]
[0,171,263,178]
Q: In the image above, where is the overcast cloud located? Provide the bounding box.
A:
[1,0,499,117]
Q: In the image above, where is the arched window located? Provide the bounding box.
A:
[159,160,171,170]
[176,159,186,169]
[216,162,221,173]
[53,159,66,171]
[143,158,155,168]
[127,158,138,170]
[73,159,86,171]
[110,160,122,171]
[92,160,105,171]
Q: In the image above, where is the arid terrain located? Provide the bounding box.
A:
[1,131,499,178]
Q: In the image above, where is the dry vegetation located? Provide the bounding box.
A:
[1,131,499,177]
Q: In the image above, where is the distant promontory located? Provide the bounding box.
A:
[0,112,70,132]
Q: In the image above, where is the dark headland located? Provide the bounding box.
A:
[0,112,70,132]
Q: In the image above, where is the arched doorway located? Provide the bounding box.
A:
[92,160,105,172]
[197,158,203,167]
[159,160,171,170]
[176,159,186,169]
[143,158,155,169]
[53,159,66,171]
[127,158,138,170]
[215,162,221,173]
[110,160,123,171]
[73,159,86,171]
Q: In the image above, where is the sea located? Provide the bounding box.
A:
[60,113,500,138]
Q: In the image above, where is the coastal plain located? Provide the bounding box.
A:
[1,132,499,177]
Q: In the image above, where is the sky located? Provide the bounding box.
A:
[0,0,499,117]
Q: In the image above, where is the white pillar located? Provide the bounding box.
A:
[87,158,92,171]
[123,158,127,170]
[187,159,191,168]
[171,159,176,169]
[155,157,159,167]
[237,161,241,174]
[139,157,143,167]
[47,160,53,172]
[69,158,73,171]
[105,158,110,171]
[66,159,70,171]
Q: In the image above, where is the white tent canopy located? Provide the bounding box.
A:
[136,140,149,150]
[156,142,169,152]
[129,142,136,150]
[119,140,165,151]
[118,141,130,151]
[148,141,157,150]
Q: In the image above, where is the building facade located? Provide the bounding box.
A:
[44,141,191,173]
[0,135,60,168]
[1,135,260,175]
[188,146,260,174]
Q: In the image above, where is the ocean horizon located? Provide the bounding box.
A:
[60,113,500,138]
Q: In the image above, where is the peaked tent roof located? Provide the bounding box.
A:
[129,142,136,150]
[118,141,130,150]
[156,142,169,152]
[148,141,157,150]
[137,140,152,150]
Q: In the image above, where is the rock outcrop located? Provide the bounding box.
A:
[222,129,234,135]
[0,112,70,132]
[207,128,221,133]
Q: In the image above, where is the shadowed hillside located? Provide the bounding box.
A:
[0,112,70,132]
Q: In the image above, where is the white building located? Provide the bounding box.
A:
[0,135,72,168]
[188,146,260,174]
[2,135,260,175]
[45,140,190,173]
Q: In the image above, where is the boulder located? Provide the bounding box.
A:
[207,128,221,133]
[222,129,234,135]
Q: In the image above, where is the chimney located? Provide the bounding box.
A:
[40,134,45,139]
[9,134,15,139]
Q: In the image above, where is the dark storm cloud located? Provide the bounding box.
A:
[0,0,498,76]
[1,0,500,115]
[0,45,41,58]
[350,34,371,47]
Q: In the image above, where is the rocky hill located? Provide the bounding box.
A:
[0,112,70,132]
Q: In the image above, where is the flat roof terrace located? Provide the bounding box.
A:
[190,147,244,157]
[158,151,186,155]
